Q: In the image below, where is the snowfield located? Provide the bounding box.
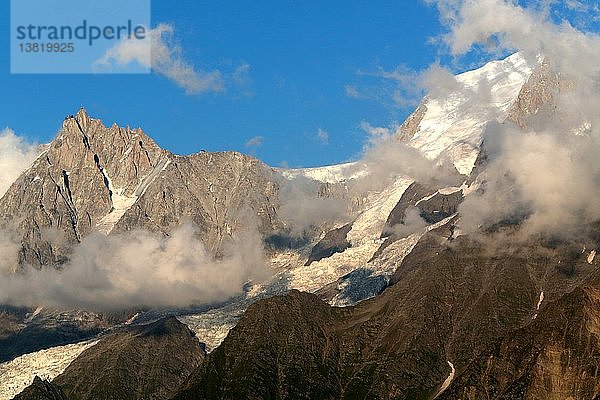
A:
[407,52,532,174]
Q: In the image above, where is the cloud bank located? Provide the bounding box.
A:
[277,176,348,235]
[0,222,268,310]
[426,0,600,239]
[0,128,41,198]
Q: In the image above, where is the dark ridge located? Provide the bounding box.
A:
[264,231,310,251]
[12,376,67,400]
[305,223,352,265]
[382,181,436,238]
[417,190,463,224]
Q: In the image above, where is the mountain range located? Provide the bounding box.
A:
[1,52,599,399]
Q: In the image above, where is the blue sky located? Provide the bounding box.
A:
[0,0,597,167]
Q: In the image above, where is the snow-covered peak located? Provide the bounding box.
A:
[404,52,534,175]
[279,54,534,183]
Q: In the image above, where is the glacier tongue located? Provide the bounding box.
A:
[0,340,98,400]
[406,52,534,175]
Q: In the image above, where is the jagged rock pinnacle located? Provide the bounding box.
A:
[75,107,91,132]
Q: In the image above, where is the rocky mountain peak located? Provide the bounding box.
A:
[506,58,561,128]
[0,108,282,268]
[0,108,172,267]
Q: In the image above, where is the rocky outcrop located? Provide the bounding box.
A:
[12,376,66,400]
[417,190,463,224]
[506,58,564,129]
[305,223,352,265]
[397,103,428,141]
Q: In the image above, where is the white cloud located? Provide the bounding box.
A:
[316,128,329,145]
[350,60,459,109]
[344,85,360,98]
[278,176,347,235]
[94,24,224,94]
[232,63,251,86]
[359,121,395,137]
[0,222,269,309]
[0,128,41,198]
[245,136,264,148]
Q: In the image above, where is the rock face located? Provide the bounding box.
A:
[0,108,282,269]
[417,190,463,224]
[112,151,281,254]
[305,223,352,265]
[397,103,428,141]
[506,58,562,128]
[437,284,600,400]
[16,317,205,400]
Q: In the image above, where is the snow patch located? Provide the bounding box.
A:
[96,158,170,234]
[278,162,367,183]
[588,250,596,264]
[434,361,455,399]
[125,312,140,325]
[532,291,544,320]
[178,313,238,353]
[415,190,439,206]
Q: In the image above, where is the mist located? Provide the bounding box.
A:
[0,222,269,310]
[277,175,348,235]
[355,124,462,195]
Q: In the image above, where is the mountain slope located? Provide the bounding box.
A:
[174,223,600,399]
[438,276,600,399]
[14,317,204,400]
